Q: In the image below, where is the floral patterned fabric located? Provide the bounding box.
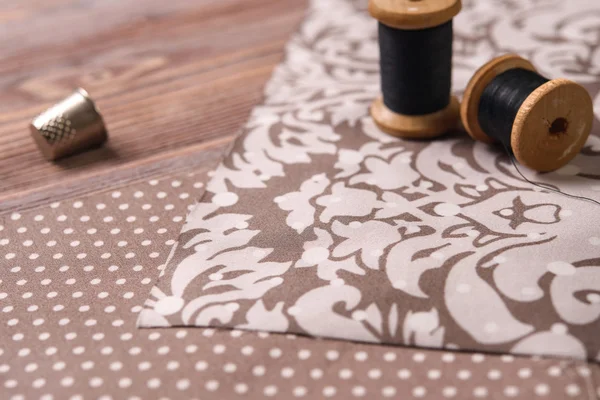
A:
[139,0,600,361]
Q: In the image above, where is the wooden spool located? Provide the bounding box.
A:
[369,0,462,139]
[461,54,594,172]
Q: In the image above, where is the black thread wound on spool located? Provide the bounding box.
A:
[378,21,453,116]
[478,68,549,150]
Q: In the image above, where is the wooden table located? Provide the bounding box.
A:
[0,0,306,213]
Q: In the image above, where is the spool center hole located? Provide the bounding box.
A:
[549,117,568,136]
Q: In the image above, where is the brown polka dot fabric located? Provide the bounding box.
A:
[1,170,599,399]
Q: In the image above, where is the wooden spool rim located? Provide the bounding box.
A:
[461,54,536,144]
[511,79,593,172]
[369,0,461,30]
[461,54,593,171]
[370,96,460,138]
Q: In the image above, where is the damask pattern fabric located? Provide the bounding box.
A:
[139,0,600,362]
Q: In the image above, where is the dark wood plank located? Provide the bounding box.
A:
[0,0,307,208]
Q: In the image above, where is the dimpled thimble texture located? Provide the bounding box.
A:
[30,88,107,161]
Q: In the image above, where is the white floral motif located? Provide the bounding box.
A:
[141,0,600,361]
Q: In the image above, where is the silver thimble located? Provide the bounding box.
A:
[30,88,108,161]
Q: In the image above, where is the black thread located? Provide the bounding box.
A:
[502,142,600,207]
[477,68,599,205]
[478,68,549,150]
[379,21,453,115]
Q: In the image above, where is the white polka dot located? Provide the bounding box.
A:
[310,368,323,379]
[428,369,441,379]
[547,261,576,276]
[487,369,501,380]
[504,386,519,397]
[473,387,488,398]
[223,363,236,373]
[293,386,307,397]
[518,368,532,378]
[235,383,249,394]
[326,350,339,360]
[352,386,366,397]
[352,310,367,321]
[147,378,161,389]
[434,203,460,217]
[52,360,64,369]
[298,349,311,360]
[323,386,336,397]
[89,377,103,387]
[61,376,74,387]
[203,329,216,337]
[264,385,278,396]
[33,378,46,388]
[339,368,353,379]
[208,273,223,281]
[253,365,266,376]
[397,369,411,379]
[457,369,471,380]
[4,379,17,388]
[354,351,368,361]
[413,386,426,397]
[269,348,282,358]
[535,384,550,396]
[17,348,30,357]
[241,346,254,356]
[281,367,294,378]
[565,384,580,397]
[213,344,226,354]
[212,192,239,207]
[370,249,383,257]
[443,386,457,398]
[546,366,561,377]
[119,378,132,388]
[302,247,329,264]
[577,366,591,377]
[368,368,382,379]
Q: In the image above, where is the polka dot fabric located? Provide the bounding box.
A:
[1,170,598,399]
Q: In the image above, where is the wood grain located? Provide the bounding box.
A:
[368,0,461,29]
[0,0,307,212]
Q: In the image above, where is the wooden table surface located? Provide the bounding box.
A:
[0,0,307,213]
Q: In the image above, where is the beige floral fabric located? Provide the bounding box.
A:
[139,0,600,361]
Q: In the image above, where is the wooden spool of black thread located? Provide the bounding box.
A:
[369,0,461,138]
[461,54,594,172]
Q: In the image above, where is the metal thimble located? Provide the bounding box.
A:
[30,88,108,161]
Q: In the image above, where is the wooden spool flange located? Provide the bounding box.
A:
[461,54,594,172]
[369,0,462,139]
